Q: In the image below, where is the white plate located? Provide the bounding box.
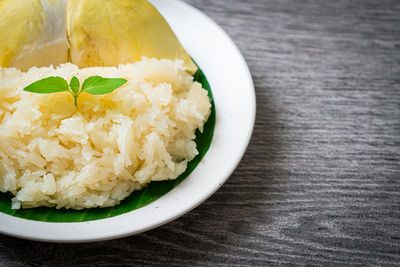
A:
[0,0,255,242]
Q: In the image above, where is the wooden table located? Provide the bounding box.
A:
[1,0,399,265]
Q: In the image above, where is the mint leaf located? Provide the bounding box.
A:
[82,76,127,95]
[70,76,80,95]
[22,75,127,108]
[23,76,69,94]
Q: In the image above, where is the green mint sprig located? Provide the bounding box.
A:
[23,75,128,107]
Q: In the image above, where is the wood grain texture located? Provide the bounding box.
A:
[1,0,399,265]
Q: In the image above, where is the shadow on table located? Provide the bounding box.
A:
[0,72,283,266]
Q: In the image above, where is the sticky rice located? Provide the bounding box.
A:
[0,58,211,209]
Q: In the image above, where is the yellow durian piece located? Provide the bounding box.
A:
[67,0,197,74]
[0,0,69,71]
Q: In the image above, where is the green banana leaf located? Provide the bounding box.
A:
[0,66,216,222]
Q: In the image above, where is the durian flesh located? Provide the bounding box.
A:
[0,0,197,73]
[0,0,69,72]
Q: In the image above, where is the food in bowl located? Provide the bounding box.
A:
[0,0,212,211]
[0,59,211,209]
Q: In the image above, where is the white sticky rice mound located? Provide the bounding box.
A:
[0,58,211,209]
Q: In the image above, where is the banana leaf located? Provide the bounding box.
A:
[0,66,215,222]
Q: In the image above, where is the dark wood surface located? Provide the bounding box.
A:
[1,0,400,265]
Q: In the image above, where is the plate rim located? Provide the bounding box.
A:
[0,0,256,242]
